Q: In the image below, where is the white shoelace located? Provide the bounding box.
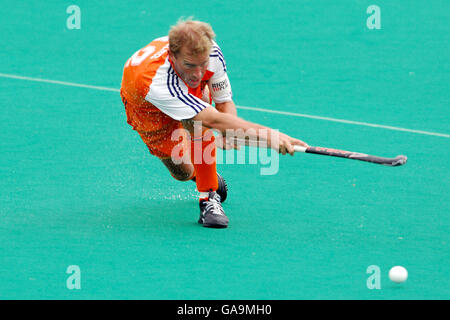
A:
[205,197,225,216]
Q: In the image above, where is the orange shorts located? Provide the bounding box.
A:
[124,102,189,159]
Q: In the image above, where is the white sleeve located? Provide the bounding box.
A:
[208,43,233,104]
[145,64,210,121]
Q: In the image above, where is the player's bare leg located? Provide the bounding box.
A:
[158,120,228,203]
[160,158,194,181]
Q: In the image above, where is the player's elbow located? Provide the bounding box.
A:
[203,114,222,131]
[193,107,222,131]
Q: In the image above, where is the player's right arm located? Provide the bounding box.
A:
[192,106,308,155]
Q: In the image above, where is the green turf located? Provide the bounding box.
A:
[0,0,449,299]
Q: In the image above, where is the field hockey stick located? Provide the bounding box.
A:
[231,138,407,167]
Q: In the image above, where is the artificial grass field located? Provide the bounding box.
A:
[0,0,448,299]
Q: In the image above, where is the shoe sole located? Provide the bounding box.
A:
[203,222,228,228]
[198,217,228,228]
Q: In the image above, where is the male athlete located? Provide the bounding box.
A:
[120,19,308,228]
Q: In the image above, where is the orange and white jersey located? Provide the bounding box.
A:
[120,36,232,121]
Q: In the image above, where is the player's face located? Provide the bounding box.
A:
[171,47,209,88]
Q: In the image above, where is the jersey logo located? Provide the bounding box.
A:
[212,79,229,92]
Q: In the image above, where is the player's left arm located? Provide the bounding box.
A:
[208,79,237,149]
[201,85,236,116]
[212,100,238,150]
[215,100,237,116]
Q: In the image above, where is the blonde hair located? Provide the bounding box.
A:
[169,18,216,56]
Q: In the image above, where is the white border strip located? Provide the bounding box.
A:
[236,105,450,138]
[0,73,120,92]
[1,72,448,138]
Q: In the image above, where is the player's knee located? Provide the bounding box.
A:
[161,158,194,182]
[170,170,194,182]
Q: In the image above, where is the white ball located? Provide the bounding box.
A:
[389,266,408,283]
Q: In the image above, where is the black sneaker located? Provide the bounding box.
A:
[198,191,229,228]
[216,173,228,203]
[192,173,228,203]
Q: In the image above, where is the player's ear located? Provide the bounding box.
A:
[168,49,176,61]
